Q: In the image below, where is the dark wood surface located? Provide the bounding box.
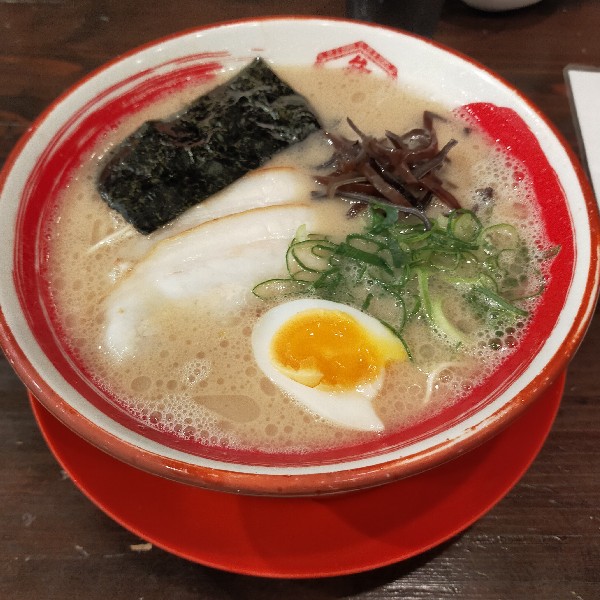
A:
[1,1,599,598]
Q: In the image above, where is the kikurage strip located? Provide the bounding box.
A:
[314,112,461,219]
[98,58,322,234]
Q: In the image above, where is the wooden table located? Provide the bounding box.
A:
[1,1,599,598]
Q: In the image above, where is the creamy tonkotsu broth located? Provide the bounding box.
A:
[45,65,550,454]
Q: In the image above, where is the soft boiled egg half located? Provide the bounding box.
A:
[251,298,408,432]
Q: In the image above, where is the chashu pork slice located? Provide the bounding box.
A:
[103,203,320,359]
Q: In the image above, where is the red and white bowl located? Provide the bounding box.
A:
[1,17,598,496]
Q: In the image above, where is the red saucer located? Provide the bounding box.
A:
[29,372,564,579]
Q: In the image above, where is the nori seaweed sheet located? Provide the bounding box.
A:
[98,58,322,234]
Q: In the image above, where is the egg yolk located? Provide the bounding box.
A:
[270,308,406,391]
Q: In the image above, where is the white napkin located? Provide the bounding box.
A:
[565,66,600,201]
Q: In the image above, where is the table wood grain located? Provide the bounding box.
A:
[1,1,599,598]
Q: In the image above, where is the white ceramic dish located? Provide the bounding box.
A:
[462,0,542,11]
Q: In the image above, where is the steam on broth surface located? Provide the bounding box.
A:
[45,64,551,454]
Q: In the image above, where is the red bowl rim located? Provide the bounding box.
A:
[1,15,599,496]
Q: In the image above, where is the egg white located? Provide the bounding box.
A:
[251,298,398,432]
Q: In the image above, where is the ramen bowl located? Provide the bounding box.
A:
[0,17,598,496]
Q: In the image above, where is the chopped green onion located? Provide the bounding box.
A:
[470,285,529,317]
[252,278,312,300]
[448,209,482,243]
[253,207,550,352]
